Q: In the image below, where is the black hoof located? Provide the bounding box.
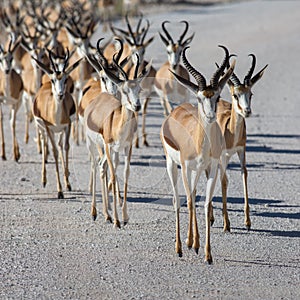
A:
[58,192,64,199]
[114,221,121,229]
[194,248,199,255]
[106,217,113,224]
[210,219,215,226]
[143,141,149,147]
[42,182,46,188]
[246,225,251,231]
[177,252,183,258]
[205,258,213,265]
[67,184,72,191]
[92,215,97,221]
[2,156,7,161]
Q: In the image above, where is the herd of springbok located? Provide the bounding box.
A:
[0,0,267,264]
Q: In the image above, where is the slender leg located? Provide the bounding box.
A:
[122,146,132,225]
[166,155,181,256]
[99,156,111,223]
[87,138,98,220]
[191,170,201,254]
[141,97,151,146]
[134,111,139,148]
[220,154,231,232]
[63,126,72,191]
[0,104,6,160]
[160,96,169,117]
[205,166,215,226]
[47,128,63,199]
[237,148,251,230]
[105,144,120,228]
[180,161,194,250]
[10,106,20,162]
[112,151,122,207]
[40,129,47,188]
[204,159,219,264]
[22,93,31,144]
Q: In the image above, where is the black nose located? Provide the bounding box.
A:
[134,104,141,112]
[244,108,251,117]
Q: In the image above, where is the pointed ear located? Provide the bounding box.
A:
[144,36,154,48]
[32,56,53,75]
[218,59,236,90]
[85,53,102,74]
[169,69,198,95]
[103,66,123,86]
[11,37,21,53]
[182,33,195,47]
[250,64,268,86]
[66,58,83,76]
[124,36,134,47]
[138,59,152,79]
[158,32,169,46]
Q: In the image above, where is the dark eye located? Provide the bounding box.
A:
[233,94,239,101]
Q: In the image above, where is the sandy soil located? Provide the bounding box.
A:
[1,0,300,299]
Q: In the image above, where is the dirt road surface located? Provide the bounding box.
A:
[1,1,299,299]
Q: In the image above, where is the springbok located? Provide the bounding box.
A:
[154,20,194,116]
[118,16,156,147]
[216,54,268,232]
[66,13,98,144]
[160,46,235,263]
[0,37,23,161]
[32,49,82,199]
[20,27,49,145]
[84,53,151,227]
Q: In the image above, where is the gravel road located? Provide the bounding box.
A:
[1,1,300,299]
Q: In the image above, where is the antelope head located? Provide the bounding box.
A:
[66,13,98,55]
[227,54,268,118]
[159,20,194,69]
[104,53,151,112]
[123,15,154,65]
[170,45,235,124]
[85,38,129,96]
[1,8,25,41]
[33,49,82,100]
[0,36,21,74]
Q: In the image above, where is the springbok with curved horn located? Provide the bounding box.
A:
[32,49,82,199]
[160,46,235,263]
[0,37,23,161]
[120,16,156,147]
[84,53,151,227]
[216,54,267,232]
[154,20,194,116]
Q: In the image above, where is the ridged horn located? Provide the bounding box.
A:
[141,19,150,45]
[114,38,124,64]
[228,54,240,86]
[161,21,174,44]
[112,53,128,81]
[182,47,206,91]
[96,38,108,69]
[210,45,229,88]
[244,53,256,85]
[178,21,189,45]
[134,54,140,79]
[125,14,137,45]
